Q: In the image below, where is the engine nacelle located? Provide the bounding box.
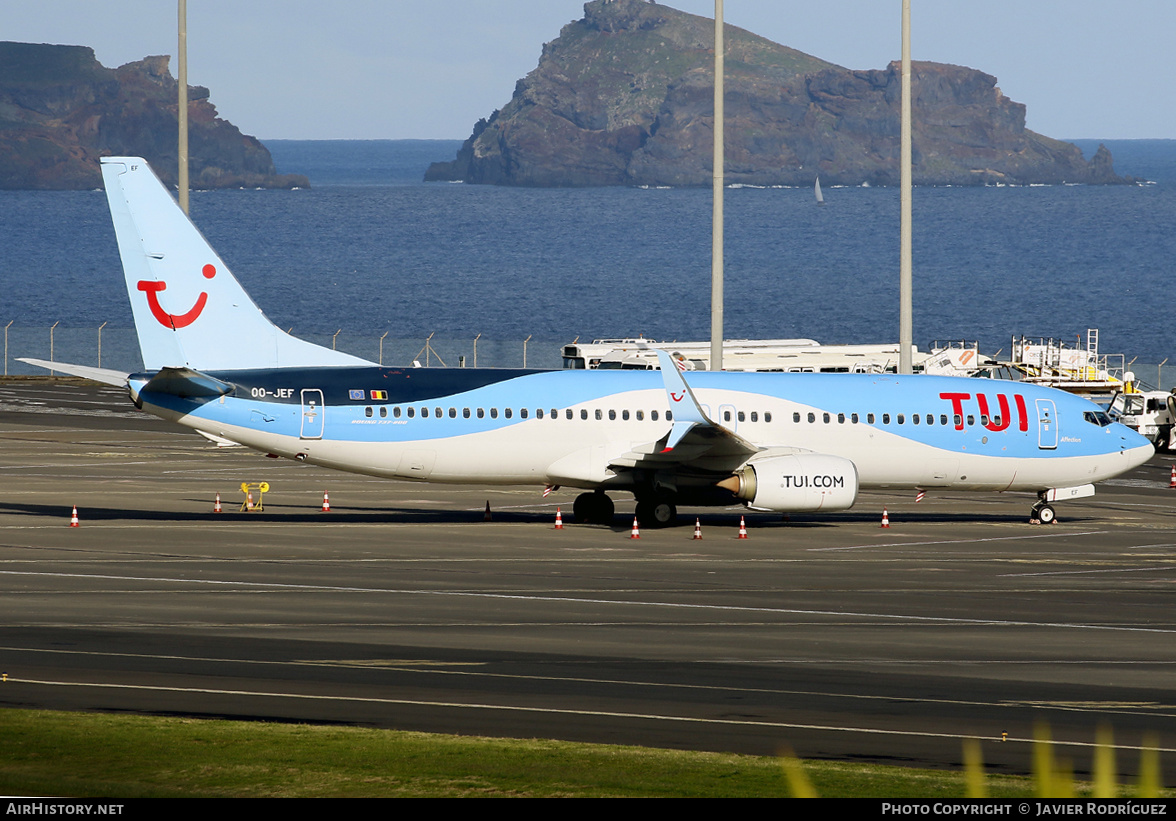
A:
[721,453,859,512]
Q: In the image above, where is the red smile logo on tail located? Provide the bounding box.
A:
[138,264,216,328]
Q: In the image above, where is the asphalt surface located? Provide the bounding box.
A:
[1,380,1175,777]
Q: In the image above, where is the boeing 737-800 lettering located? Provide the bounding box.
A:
[22,158,1154,527]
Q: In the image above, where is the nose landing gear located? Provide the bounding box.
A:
[1030,501,1056,525]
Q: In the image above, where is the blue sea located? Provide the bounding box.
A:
[2,138,1175,374]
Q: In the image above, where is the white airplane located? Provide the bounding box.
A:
[23,157,1155,527]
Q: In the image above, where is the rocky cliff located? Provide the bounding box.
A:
[427,0,1128,187]
[0,41,307,190]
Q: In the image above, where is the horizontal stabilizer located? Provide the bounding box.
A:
[17,358,129,387]
[140,367,234,399]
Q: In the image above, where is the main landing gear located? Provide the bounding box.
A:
[573,491,614,525]
[634,493,677,528]
[571,491,679,528]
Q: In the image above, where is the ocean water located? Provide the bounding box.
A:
[2,138,1174,374]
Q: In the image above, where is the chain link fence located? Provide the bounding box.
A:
[1,325,564,376]
[6,324,1176,391]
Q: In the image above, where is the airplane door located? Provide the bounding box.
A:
[718,403,737,432]
[300,389,324,439]
[1035,398,1057,449]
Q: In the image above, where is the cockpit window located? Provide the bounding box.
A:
[1084,411,1113,427]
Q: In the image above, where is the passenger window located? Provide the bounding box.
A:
[807,412,815,423]
[435,407,442,418]
[723,410,731,422]
[837,413,845,424]
[595,409,602,421]
[912,414,919,425]
[851,413,859,423]
[823,413,830,423]
[463,408,471,418]
[897,414,905,424]
[651,410,659,421]
[940,414,948,426]
[764,412,772,423]
[622,410,630,421]
[477,408,484,418]
[738,411,746,422]
[365,407,373,417]
[794,412,801,423]
[608,410,616,421]
[980,414,989,426]
[992,416,1001,427]
[380,407,387,418]
[449,408,457,418]
[408,407,415,418]
[504,408,512,419]
[580,409,587,420]
[420,407,429,418]
[490,408,498,419]
[636,410,644,421]
[867,413,875,424]
[666,410,673,421]
[967,415,975,426]
[394,407,402,418]
[882,413,890,424]
[953,414,962,427]
[750,412,758,422]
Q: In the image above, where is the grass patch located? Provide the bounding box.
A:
[0,709,1163,798]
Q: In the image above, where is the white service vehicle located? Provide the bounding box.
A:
[1109,385,1175,450]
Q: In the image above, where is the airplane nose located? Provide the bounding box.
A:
[1123,435,1155,471]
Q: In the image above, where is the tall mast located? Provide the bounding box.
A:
[710,0,724,372]
[899,0,913,374]
[178,0,189,215]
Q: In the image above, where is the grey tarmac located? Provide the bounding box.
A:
[2,380,1175,777]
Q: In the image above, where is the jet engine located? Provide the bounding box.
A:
[718,453,859,512]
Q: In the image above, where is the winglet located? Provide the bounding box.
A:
[656,351,711,424]
[656,350,714,451]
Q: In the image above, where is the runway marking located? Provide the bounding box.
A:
[1,568,1173,634]
[7,644,1175,719]
[1000,565,1176,577]
[809,530,1110,552]
[11,676,1176,754]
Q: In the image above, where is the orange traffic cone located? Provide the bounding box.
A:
[69,505,79,528]
[321,491,331,512]
[554,507,564,529]
[881,508,890,528]
[630,516,641,539]
[213,492,222,513]
[693,518,702,540]
[246,491,254,511]
[737,516,748,539]
[1169,465,1175,489]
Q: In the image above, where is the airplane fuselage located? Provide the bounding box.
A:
[129,366,1152,501]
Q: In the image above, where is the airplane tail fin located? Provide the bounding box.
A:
[101,157,371,372]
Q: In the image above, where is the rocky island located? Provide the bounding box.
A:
[0,41,306,190]
[427,0,1127,187]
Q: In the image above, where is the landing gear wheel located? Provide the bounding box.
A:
[635,495,677,528]
[573,492,614,525]
[593,493,614,524]
[1030,502,1057,525]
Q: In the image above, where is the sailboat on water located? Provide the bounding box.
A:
[814,175,826,206]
